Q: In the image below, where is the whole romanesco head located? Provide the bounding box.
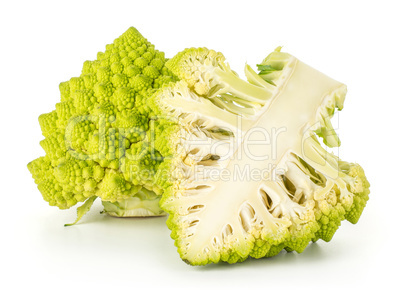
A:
[28,27,177,223]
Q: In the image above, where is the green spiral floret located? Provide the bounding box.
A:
[129,75,152,92]
[112,87,135,111]
[143,65,160,79]
[38,111,58,137]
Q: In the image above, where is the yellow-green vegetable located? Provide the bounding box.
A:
[28,28,369,266]
[148,47,369,265]
[28,27,177,222]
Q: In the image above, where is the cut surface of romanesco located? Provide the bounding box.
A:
[147,47,370,265]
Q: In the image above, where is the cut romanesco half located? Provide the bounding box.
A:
[147,47,369,265]
[28,27,178,223]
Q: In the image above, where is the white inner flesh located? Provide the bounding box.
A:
[169,58,346,261]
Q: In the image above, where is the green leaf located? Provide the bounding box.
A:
[257,64,277,74]
[65,196,97,226]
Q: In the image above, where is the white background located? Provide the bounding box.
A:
[1,0,400,292]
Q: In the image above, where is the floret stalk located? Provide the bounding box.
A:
[301,134,341,180]
[244,64,277,90]
[319,115,341,147]
[212,68,273,103]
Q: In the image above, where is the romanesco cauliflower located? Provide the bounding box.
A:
[28,28,369,265]
[28,27,177,223]
[147,47,369,265]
